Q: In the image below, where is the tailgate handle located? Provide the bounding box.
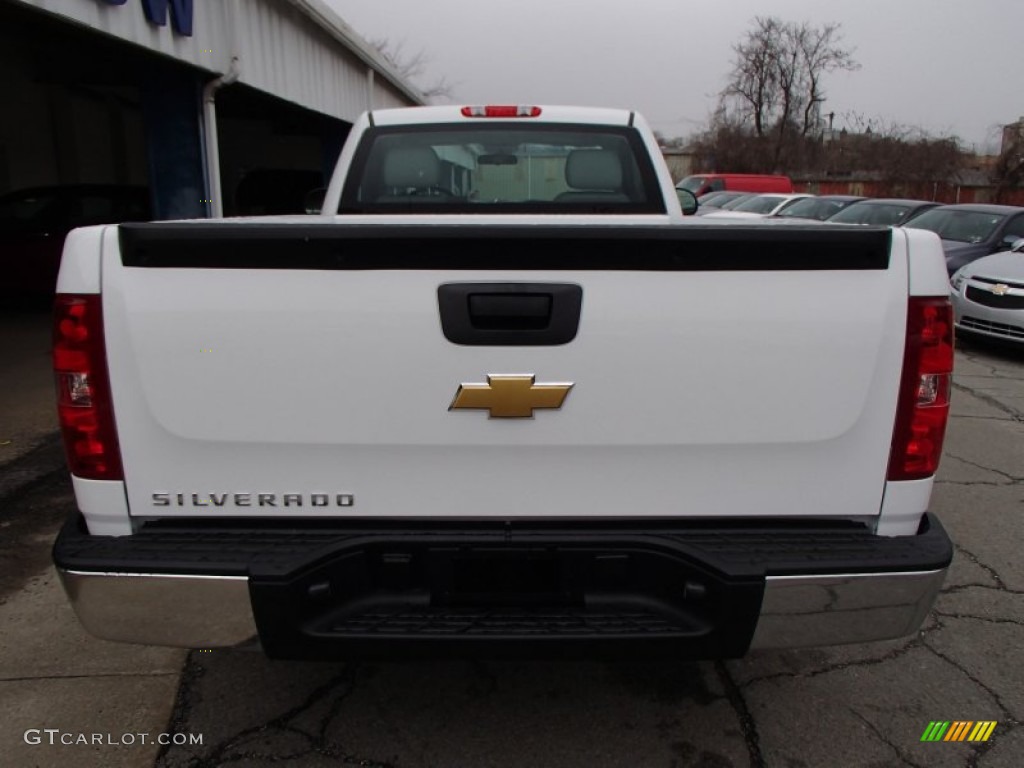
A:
[438,283,582,345]
[468,293,552,330]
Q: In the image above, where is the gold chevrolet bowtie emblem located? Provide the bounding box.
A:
[991,284,1010,296]
[449,375,573,418]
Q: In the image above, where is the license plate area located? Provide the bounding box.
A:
[249,535,765,659]
[447,550,567,605]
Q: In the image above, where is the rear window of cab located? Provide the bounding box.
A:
[338,124,666,214]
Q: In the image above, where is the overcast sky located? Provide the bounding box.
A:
[325,0,1021,153]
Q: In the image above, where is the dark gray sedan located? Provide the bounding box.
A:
[693,191,753,216]
[826,198,938,226]
[905,203,1024,274]
[691,190,749,209]
[950,240,1024,345]
[772,195,865,221]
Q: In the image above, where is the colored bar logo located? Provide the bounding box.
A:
[921,721,997,742]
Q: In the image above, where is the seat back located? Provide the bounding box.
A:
[556,149,630,203]
[376,147,443,202]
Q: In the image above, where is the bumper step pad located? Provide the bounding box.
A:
[326,608,689,637]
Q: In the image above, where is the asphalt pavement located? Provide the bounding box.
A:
[0,309,186,768]
[1,308,1021,768]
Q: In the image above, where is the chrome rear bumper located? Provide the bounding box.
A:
[54,513,951,656]
[57,566,947,652]
[750,570,945,649]
[58,570,258,648]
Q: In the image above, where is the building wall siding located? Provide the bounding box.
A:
[14,0,421,121]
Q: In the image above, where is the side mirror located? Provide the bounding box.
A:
[676,188,699,216]
[1011,238,1024,253]
[303,188,327,215]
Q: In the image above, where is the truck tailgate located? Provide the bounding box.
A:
[101,222,907,522]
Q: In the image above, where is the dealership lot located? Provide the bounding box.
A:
[1,312,1021,768]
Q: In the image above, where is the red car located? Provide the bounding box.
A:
[675,173,793,197]
[1,184,150,302]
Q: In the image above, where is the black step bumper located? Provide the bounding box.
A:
[53,514,953,660]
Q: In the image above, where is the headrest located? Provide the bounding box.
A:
[564,149,623,191]
[383,147,441,188]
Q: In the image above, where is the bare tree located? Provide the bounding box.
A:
[797,23,860,137]
[771,24,803,166]
[369,38,454,101]
[691,18,966,183]
[828,112,966,183]
[691,105,966,181]
[719,17,858,167]
[723,16,781,138]
[690,110,775,173]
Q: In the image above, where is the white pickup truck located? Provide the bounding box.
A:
[52,105,954,660]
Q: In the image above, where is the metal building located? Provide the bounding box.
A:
[1,0,423,219]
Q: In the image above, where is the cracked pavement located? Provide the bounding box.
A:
[152,338,1024,768]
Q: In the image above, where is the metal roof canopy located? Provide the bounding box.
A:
[11,0,426,120]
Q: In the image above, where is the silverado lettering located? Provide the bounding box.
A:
[151,492,355,507]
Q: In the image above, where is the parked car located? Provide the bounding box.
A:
[702,193,813,219]
[0,184,150,301]
[950,239,1024,345]
[904,204,1024,274]
[826,198,939,226]
[773,195,866,222]
[691,190,747,208]
[691,190,751,215]
[711,193,756,211]
[675,173,793,197]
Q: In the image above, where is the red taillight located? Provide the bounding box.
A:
[887,297,954,481]
[53,294,123,480]
[460,105,542,118]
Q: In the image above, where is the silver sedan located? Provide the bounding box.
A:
[950,240,1024,345]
